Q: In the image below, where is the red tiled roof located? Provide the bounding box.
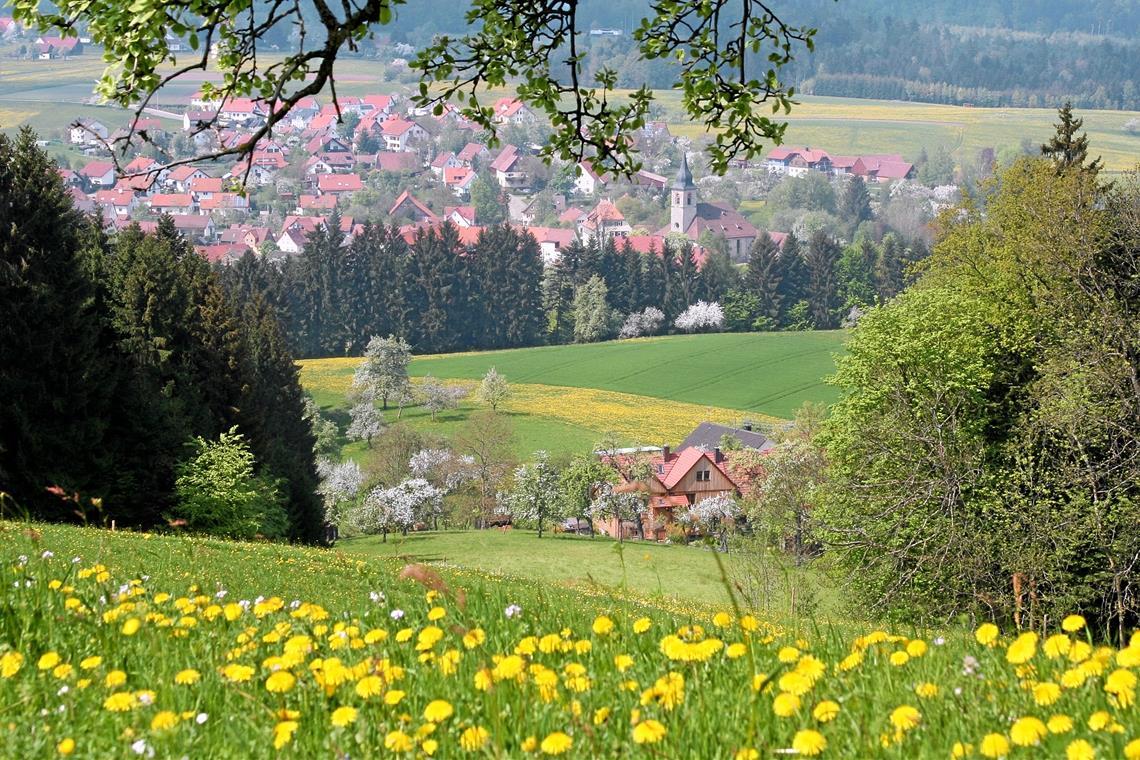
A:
[317,173,363,193]
[457,142,487,162]
[150,193,193,207]
[80,161,114,178]
[189,177,223,193]
[389,190,438,221]
[374,152,419,173]
[443,166,473,185]
[489,145,520,173]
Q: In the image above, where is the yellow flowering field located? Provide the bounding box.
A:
[3,521,1139,758]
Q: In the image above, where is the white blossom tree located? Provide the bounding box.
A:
[346,399,385,447]
[316,459,364,525]
[618,307,666,339]
[674,301,725,332]
[475,367,511,411]
[352,478,441,541]
[357,335,412,410]
[587,482,648,543]
[303,396,340,459]
[410,448,477,492]
[681,494,741,551]
[420,375,468,421]
[503,451,562,538]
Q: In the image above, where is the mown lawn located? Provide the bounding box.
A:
[339,529,837,618]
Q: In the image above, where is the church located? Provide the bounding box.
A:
[660,153,758,260]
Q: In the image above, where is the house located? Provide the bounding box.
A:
[79,160,116,188]
[377,116,427,152]
[765,146,833,176]
[164,166,210,193]
[490,145,527,190]
[93,188,140,217]
[57,168,81,187]
[188,176,224,200]
[443,167,476,197]
[597,445,741,541]
[491,98,537,125]
[148,193,195,215]
[574,161,607,195]
[299,194,338,214]
[577,198,630,243]
[183,109,218,132]
[316,172,363,196]
[169,213,216,242]
[430,151,462,176]
[217,98,267,126]
[456,142,489,166]
[305,132,352,155]
[361,94,395,115]
[859,154,916,182]
[36,36,82,58]
[524,226,577,266]
[189,91,223,110]
[678,422,775,453]
[199,193,249,213]
[195,242,247,264]
[558,206,585,226]
[388,190,439,224]
[634,169,668,190]
[70,119,109,146]
[444,206,477,228]
[660,154,758,260]
[362,151,419,174]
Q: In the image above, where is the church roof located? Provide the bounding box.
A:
[672,152,695,190]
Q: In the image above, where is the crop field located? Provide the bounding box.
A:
[3,520,1139,758]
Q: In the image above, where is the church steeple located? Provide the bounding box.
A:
[670,152,697,233]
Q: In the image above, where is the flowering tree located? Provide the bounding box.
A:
[419,375,468,421]
[475,367,511,411]
[558,454,615,535]
[316,459,364,526]
[352,478,442,541]
[587,482,648,543]
[345,399,385,447]
[619,307,666,339]
[674,301,725,332]
[356,335,412,410]
[503,451,562,538]
[681,494,741,551]
[409,448,477,527]
[302,396,340,459]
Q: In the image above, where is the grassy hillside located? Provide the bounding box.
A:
[303,332,847,419]
[4,520,1137,758]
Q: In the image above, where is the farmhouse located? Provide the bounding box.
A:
[598,445,741,541]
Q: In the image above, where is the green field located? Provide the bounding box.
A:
[4,520,1137,758]
[341,529,835,616]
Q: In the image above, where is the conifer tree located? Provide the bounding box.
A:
[804,230,841,328]
[743,232,783,323]
[1041,102,1103,175]
[774,232,808,327]
[875,233,906,301]
[839,175,873,233]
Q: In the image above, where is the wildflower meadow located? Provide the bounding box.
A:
[2,521,1138,758]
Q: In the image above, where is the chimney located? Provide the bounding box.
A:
[662,445,671,460]
[714,447,723,463]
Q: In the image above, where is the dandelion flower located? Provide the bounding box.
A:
[0,652,23,678]
[1047,715,1073,734]
[38,652,61,670]
[713,611,733,628]
[1005,632,1038,664]
[1105,668,1137,695]
[1066,739,1095,760]
[915,683,939,699]
[975,623,1000,646]
[540,732,573,755]
[265,671,295,693]
[121,618,141,636]
[1123,739,1140,760]
[427,606,446,621]
[459,726,489,751]
[726,643,747,659]
[384,730,413,752]
[593,707,611,725]
[330,706,358,727]
[813,700,840,722]
[633,617,652,634]
[150,711,179,731]
[592,616,614,635]
[1061,615,1086,632]
[1044,634,1072,659]
[735,750,759,760]
[355,675,384,698]
[951,742,973,758]
[273,721,298,750]
[103,691,136,712]
[463,628,485,649]
[79,656,102,671]
[1033,681,1061,706]
[1010,717,1047,747]
[1087,711,1110,731]
[423,700,453,723]
[777,646,800,663]
[979,733,1009,758]
[57,738,75,755]
[772,692,800,717]
[792,729,827,757]
[889,705,921,732]
[174,669,199,685]
[632,720,666,744]
[614,654,634,672]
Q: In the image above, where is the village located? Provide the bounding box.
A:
[52,87,920,267]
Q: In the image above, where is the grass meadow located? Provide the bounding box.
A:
[3,520,1139,758]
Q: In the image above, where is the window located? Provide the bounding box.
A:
[696,469,710,482]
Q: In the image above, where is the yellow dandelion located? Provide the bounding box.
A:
[792,729,827,757]
[777,646,800,663]
[1032,681,1061,706]
[103,691,136,712]
[427,606,446,621]
[79,656,102,670]
[907,639,928,657]
[150,711,179,731]
[593,707,611,726]
[355,675,384,698]
[1061,615,1086,632]
[1105,668,1138,695]
[1010,717,1047,747]
[463,628,485,649]
[915,682,939,699]
[265,670,295,693]
[1005,632,1038,664]
[384,689,406,705]
[614,654,634,672]
[57,738,76,755]
[540,731,573,755]
[975,623,1000,646]
[121,618,141,636]
[459,726,489,751]
[889,705,921,732]
[713,611,733,627]
[813,700,840,722]
[890,651,911,667]
[1066,739,1095,760]
[592,616,614,635]
[174,669,200,685]
[632,720,666,745]
[1044,634,1072,659]
[951,742,973,758]
[1047,715,1073,734]
[773,692,801,717]
[384,730,413,752]
[633,617,652,634]
[52,663,73,680]
[330,706,358,728]
[979,733,1009,758]
[726,643,747,659]
[423,700,453,723]
[1123,739,1140,760]
[521,736,538,752]
[1087,710,1110,731]
[0,652,23,679]
[273,721,299,750]
[778,671,812,696]
[38,652,61,671]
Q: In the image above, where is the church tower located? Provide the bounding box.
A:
[670,152,697,234]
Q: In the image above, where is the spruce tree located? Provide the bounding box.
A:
[774,232,808,327]
[743,232,783,322]
[839,175,873,233]
[875,233,906,301]
[803,230,841,328]
[0,129,112,518]
[1041,102,1103,175]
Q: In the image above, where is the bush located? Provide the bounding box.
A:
[173,427,287,540]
